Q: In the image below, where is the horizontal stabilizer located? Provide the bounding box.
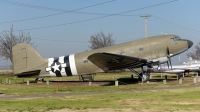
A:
[12,70,41,78]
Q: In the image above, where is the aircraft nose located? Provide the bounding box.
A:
[187,40,193,48]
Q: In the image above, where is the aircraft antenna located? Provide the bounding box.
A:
[140,14,151,38]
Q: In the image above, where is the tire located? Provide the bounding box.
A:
[35,78,39,83]
[138,72,150,82]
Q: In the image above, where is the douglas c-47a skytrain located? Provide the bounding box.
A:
[12,35,193,82]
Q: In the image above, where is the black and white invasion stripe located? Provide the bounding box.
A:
[45,54,78,77]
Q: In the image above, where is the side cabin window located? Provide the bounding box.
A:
[130,49,134,54]
[171,38,174,42]
[120,52,125,55]
[84,60,88,64]
[139,48,143,51]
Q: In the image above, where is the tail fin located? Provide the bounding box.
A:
[12,43,47,75]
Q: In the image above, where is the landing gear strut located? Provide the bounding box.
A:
[129,67,151,82]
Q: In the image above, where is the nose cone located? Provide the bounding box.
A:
[187,40,193,48]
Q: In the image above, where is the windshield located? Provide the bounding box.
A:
[170,36,181,42]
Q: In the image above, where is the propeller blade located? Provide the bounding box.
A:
[169,57,173,71]
[167,61,170,70]
[166,47,173,70]
[166,47,170,56]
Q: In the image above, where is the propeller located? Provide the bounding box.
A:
[166,47,173,71]
[166,61,170,70]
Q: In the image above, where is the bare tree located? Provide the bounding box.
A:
[187,42,200,59]
[0,26,34,64]
[88,31,124,73]
[89,31,115,49]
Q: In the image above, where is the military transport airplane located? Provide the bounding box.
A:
[12,35,193,82]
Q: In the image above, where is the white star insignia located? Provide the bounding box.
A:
[52,63,60,72]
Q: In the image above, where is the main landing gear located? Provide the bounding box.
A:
[138,72,150,82]
[35,77,45,83]
[129,67,150,82]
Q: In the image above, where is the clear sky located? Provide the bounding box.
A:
[0,0,200,67]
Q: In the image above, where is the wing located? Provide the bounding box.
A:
[88,52,148,71]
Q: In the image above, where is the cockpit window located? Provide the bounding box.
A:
[170,37,181,42]
[174,37,181,41]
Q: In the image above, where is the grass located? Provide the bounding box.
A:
[0,80,185,95]
[0,72,196,95]
[0,72,199,111]
[1,87,200,111]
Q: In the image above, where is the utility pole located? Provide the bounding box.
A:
[140,14,151,38]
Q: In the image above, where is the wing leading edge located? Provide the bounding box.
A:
[88,52,148,71]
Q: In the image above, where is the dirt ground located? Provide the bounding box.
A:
[50,108,200,112]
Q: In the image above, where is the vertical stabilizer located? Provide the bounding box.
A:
[12,43,47,74]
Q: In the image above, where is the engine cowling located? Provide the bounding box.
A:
[152,57,168,64]
[143,66,154,72]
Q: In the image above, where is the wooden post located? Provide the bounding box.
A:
[163,80,167,84]
[8,79,12,85]
[46,80,49,85]
[6,78,8,84]
[194,78,197,83]
[179,78,182,84]
[89,81,92,86]
[115,80,118,86]
[27,80,29,85]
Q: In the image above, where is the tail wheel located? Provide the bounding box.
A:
[35,77,45,82]
[138,72,150,82]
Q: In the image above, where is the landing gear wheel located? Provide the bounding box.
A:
[138,72,150,82]
[35,78,39,83]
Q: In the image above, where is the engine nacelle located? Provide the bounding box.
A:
[152,57,168,65]
[143,66,154,72]
[143,66,165,72]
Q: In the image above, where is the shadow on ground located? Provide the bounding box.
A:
[150,78,178,82]
[103,78,139,86]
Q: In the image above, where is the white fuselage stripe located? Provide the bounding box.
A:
[48,58,55,76]
[58,56,66,76]
[69,54,78,75]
